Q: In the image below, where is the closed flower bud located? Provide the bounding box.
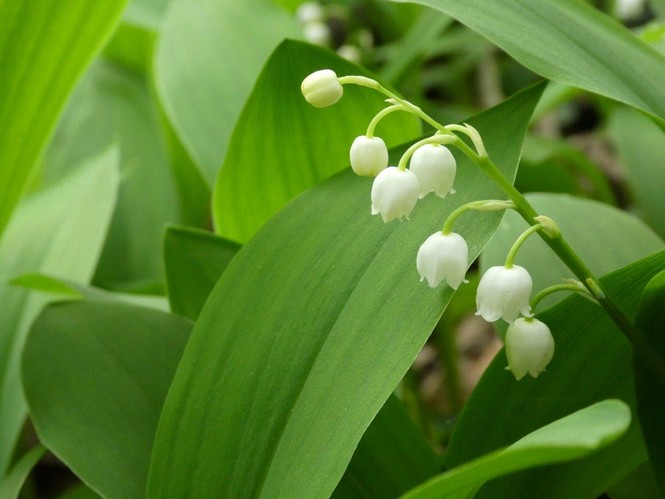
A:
[303,21,331,47]
[505,318,555,380]
[476,265,533,323]
[371,167,420,222]
[301,69,343,108]
[350,136,389,177]
[410,144,456,199]
[416,232,468,289]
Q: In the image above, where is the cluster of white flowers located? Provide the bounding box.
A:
[301,69,555,381]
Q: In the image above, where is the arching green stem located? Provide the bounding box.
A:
[505,224,543,268]
[530,282,594,314]
[441,200,514,235]
[366,104,407,137]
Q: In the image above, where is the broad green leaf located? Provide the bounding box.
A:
[403,400,630,499]
[0,0,128,240]
[481,194,664,310]
[154,0,301,183]
[58,484,101,499]
[634,268,665,492]
[44,60,180,289]
[443,249,665,499]
[22,301,192,499]
[163,225,440,494]
[332,395,440,498]
[147,82,546,498]
[393,0,665,121]
[11,273,169,313]
[0,445,45,499]
[164,226,240,320]
[213,40,421,243]
[608,106,665,239]
[0,150,119,475]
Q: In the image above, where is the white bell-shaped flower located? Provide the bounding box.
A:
[505,317,555,380]
[416,232,468,289]
[371,167,420,222]
[301,69,343,108]
[350,136,389,177]
[409,144,457,199]
[476,265,533,323]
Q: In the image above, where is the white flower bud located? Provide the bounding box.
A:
[350,136,389,177]
[301,69,343,108]
[476,265,533,323]
[416,232,468,289]
[296,2,325,24]
[303,21,331,47]
[410,144,457,199]
[371,167,420,223]
[337,45,362,64]
[505,318,555,380]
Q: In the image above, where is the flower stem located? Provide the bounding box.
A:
[366,104,406,138]
[530,282,593,313]
[441,199,514,235]
[504,224,542,268]
[338,74,665,386]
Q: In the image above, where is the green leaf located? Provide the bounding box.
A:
[608,106,665,240]
[154,0,301,183]
[481,193,664,310]
[147,82,546,498]
[403,400,631,499]
[164,225,440,495]
[634,268,665,492]
[332,395,440,498]
[22,301,193,499]
[44,60,181,289]
[164,226,240,320]
[0,150,119,475]
[0,445,46,499]
[213,40,421,243]
[11,272,169,312]
[443,249,665,499]
[393,0,665,121]
[0,0,128,239]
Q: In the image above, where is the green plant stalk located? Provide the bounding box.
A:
[339,75,665,386]
[530,282,593,313]
[504,224,542,268]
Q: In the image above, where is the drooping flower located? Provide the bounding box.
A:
[475,265,533,323]
[301,69,343,108]
[371,167,420,222]
[350,136,389,177]
[505,317,555,380]
[409,144,457,199]
[416,232,468,289]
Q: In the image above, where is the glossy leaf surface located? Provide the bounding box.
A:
[404,400,630,499]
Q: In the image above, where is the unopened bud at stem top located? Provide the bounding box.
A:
[301,69,343,108]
